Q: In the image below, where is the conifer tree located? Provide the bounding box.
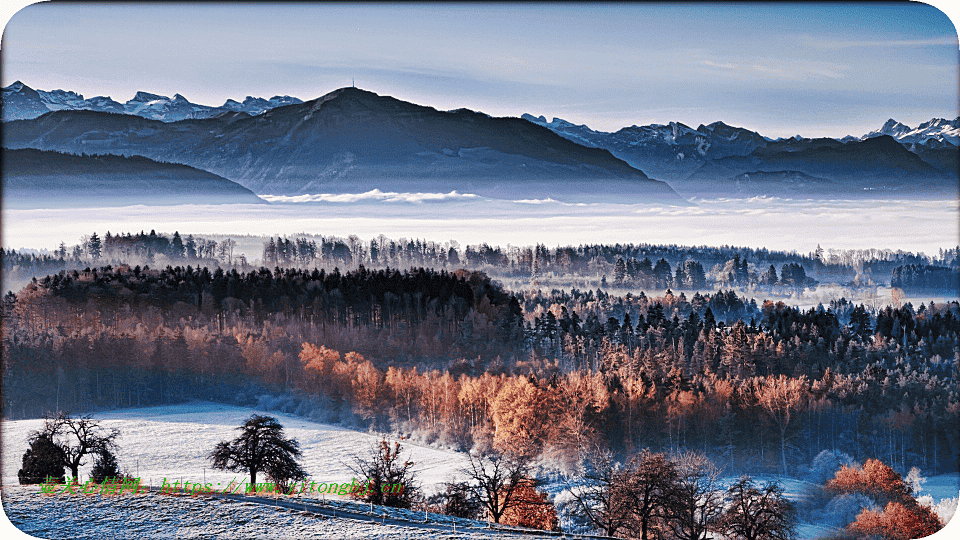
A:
[18,433,67,485]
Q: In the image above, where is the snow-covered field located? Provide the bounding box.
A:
[1,402,470,493]
[0,402,498,539]
[0,487,542,540]
[2,402,958,539]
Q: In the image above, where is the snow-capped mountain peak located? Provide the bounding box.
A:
[5,80,26,92]
[1,82,308,122]
[862,117,960,145]
[130,91,168,103]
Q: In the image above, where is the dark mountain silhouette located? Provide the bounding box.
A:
[2,148,265,208]
[689,135,954,196]
[1,87,684,203]
[907,139,959,178]
[718,171,847,198]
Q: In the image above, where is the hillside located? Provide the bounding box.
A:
[0,402,529,540]
[698,135,952,191]
[2,148,266,207]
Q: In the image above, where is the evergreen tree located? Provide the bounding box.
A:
[18,433,67,485]
[87,232,102,260]
[614,257,627,285]
[654,258,673,287]
[184,235,197,259]
[263,239,277,265]
[90,448,123,483]
[675,264,687,289]
[763,265,778,286]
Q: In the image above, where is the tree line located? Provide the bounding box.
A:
[8,231,960,296]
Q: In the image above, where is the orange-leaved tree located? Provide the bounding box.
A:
[826,458,943,539]
[848,501,942,540]
[499,479,560,531]
[826,458,911,506]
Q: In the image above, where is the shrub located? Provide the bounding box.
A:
[434,482,482,519]
[18,434,67,485]
[824,493,878,527]
[89,448,122,484]
[849,501,942,540]
[810,450,856,485]
[826,458,911,506]
[348,438,420,508]
[499,480,560,532]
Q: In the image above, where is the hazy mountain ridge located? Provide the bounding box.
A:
[2,147,266,208]
[3,80,955,201]
[1,81,303,122]
[2,87,684,203]
[702,135,946,180]
[523,113,957,196]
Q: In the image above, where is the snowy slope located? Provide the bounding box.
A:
[1,486,540,539]
[0,402,573,539]
[2,402,469,492]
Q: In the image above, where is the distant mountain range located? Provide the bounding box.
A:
[853,117,960,146]
[2,86,683,203]
[3,148,265,208]
[522,114,958,197]
[1,81,956,202]
[1,81,302,122]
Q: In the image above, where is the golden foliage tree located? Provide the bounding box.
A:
[491,376,549,455]
[499,479,560,531]
[849,501,942,540]
[754,374,809,475]
[826,458,912,506]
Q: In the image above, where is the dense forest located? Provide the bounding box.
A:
[3,262,958,480]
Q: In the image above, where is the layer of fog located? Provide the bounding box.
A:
[4,194,956,257]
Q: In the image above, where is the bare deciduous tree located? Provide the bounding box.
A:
[458,449,533,524]
[569,448,634,537]
[626,449,681,540]
[665,452,725,540]
[720,476,796,540]
[754,375,809,475]
[40,413,120,481]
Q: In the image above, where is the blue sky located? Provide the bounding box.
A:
[1,2,957,137]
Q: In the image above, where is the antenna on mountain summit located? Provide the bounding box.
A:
[352,78,355,88]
